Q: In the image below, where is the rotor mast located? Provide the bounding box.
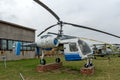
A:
[58,21,63,38]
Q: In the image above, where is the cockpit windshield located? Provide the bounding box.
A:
[78,40,91,55]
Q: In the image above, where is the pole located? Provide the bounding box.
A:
[2,56,6,69]
[20,73,25,80]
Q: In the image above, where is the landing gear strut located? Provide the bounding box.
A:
[40,50,46,65]
[84,58,93,68]
[55,48,61,63]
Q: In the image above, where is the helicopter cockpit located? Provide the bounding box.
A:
[63,38,92,61]
[78,39,92,55]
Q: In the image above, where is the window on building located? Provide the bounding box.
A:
[8,40,13,50]
[1,39,7,50]
[25,42,30,51]
[0,39,1,50]
[0,38,34,51]
[23,42,35,51]
[22,42,26,51]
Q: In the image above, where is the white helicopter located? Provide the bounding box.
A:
[14,33,93,67]
[14,0,120,68]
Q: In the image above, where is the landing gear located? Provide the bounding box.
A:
[40,59,46,65]
[84,58,93,68]
[39,49,61,65]
[55,48,61,63]
[40,50,46,65]
[55,58,61,63]
[84,63,93,68]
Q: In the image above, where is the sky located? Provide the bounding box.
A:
[0,0,120,44]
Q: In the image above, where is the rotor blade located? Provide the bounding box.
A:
[63,22,120,39]
[48,32,76,40]
[34,0,60,22]
[37,23,58,37]
[47,32,112,44]
[48,32,76,38]
[47,32,59,35]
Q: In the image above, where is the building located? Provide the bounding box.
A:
[0,20,36,60]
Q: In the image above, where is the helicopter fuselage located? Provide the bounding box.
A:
[60,38,93,61]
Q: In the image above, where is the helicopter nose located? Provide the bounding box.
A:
[54,38,59,46]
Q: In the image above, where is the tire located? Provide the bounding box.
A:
[118,55,120,57]
[55,58,61,63]
[90,63,93,66]
[94,57,96,59]
[40,59,46,65]
[84,64,89,68]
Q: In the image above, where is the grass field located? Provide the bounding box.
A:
[0,55,120,80]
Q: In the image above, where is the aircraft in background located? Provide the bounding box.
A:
[13,0,120,68]
[92,44,120,59]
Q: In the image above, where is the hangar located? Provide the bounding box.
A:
[0,20,36,60]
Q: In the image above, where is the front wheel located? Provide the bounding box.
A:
[40,59,46,65]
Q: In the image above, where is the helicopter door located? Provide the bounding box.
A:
[78,39,92,59]
[64,42,81,61]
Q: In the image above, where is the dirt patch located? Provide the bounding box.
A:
[49,67,80,74]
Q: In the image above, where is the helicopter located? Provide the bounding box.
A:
[14,0,120,68]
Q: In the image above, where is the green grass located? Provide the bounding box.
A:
[0,56,120,80]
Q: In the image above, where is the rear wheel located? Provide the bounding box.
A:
[90,63,93,66]
[55,58,61,63]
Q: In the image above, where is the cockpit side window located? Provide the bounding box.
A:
[69,43,78,52]
[78,40,91,55]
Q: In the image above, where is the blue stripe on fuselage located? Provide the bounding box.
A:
[64,53,81,61]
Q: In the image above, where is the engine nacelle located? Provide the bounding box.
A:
[36,37,59,48]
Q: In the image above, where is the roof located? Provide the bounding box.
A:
[0,20,36,31]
